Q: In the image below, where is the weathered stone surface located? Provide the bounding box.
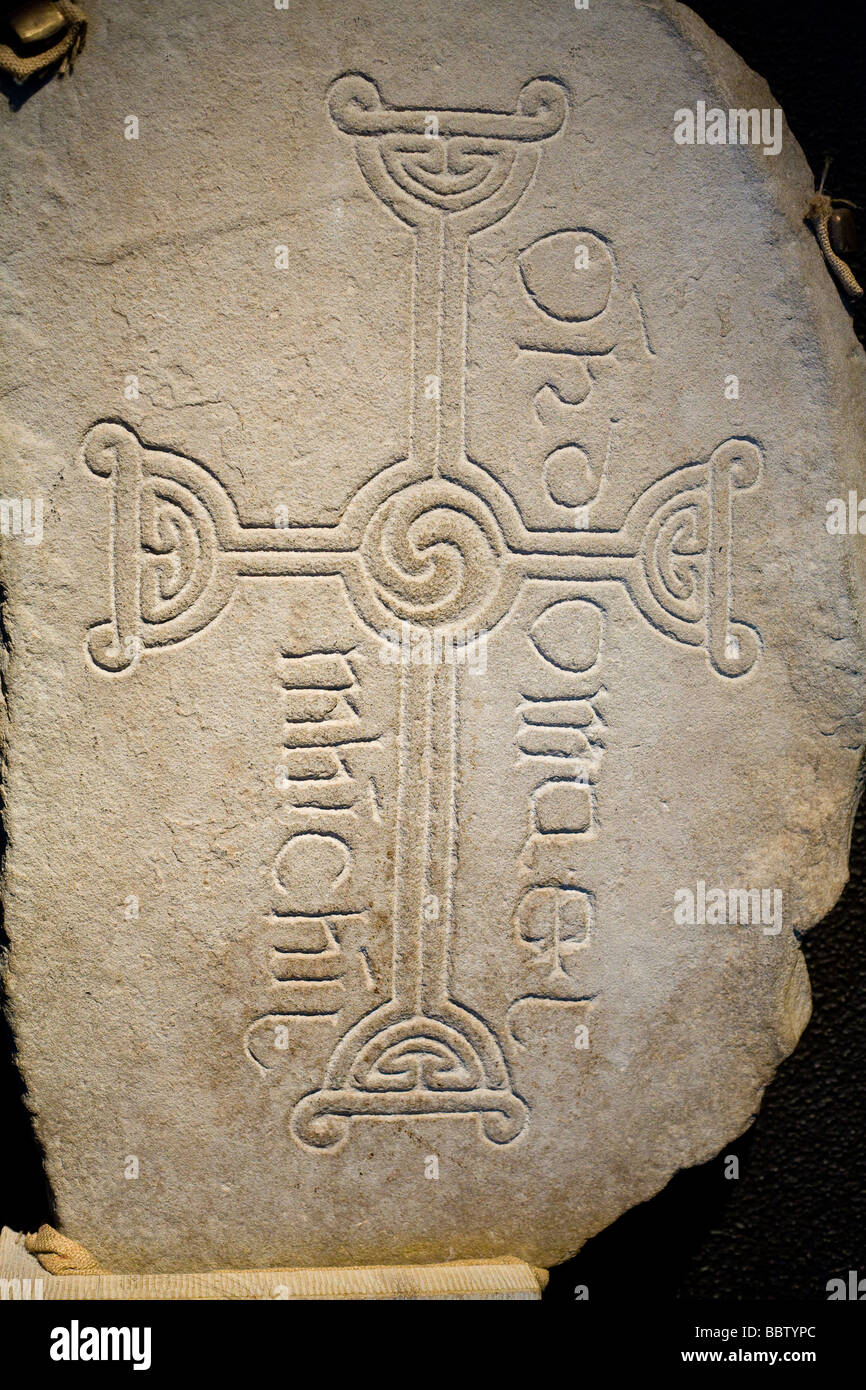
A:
[1,0,865,1273]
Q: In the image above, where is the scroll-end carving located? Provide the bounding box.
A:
[706,437,763,679]
[708,620,762,679]
[80,422,144,676]
[78,420,141,478]
[81,420,240,674]
[86,622,139,675]
[327,73,383,135]
[291,1093,352,1152]
[328,72,568,143]
[290,1085,527,1153]
[515,77,569,139]
[629,437,763,678]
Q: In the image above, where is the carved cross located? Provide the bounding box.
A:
[81,76,761,1150]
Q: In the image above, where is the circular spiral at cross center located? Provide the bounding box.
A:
[360,478,505,631]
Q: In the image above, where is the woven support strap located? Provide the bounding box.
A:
[806,193,863,299]
[0,2,87,82]
[24,1222,105,1275]
[1,1227,548,1300]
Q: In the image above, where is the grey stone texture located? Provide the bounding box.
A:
[1,0,864,1272]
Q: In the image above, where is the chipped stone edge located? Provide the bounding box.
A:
[661,0,866,666]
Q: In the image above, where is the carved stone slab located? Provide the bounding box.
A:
[2,0,865,1272]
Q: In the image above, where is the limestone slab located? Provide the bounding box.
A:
[1,0,865,1273]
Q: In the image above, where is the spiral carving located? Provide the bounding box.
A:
[140,479,219,625]
[359,479,505,630]
[645,495,708,626]
[380,136,515,215]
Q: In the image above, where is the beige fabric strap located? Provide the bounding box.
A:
[806,193,863,299]
[3,1227,547,1300]
[24,1222,105,1275]
[0,2,87,82]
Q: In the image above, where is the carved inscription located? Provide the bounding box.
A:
[82,75,762,1151]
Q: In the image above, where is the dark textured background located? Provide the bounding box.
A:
[1,0,865,1302]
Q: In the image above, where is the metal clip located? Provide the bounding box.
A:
[8,2,68,47]
[0,1,87,84]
